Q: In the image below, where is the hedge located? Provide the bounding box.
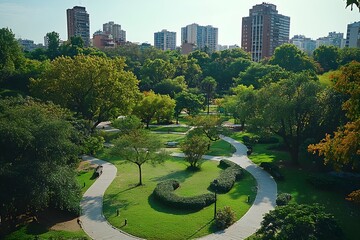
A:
[210,160,243,193]
[260,162,284,180]
[153,179,215,210]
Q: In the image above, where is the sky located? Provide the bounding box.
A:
[0,0,359,46]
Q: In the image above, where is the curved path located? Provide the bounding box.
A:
[80,136,277,240]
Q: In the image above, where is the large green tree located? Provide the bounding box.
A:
[30,55,139,130]
[133,91,175,128]
[256,204,343,240]
[201,76,217,114]
[108,129,168,185]
[313,45,340,72]
[269,43,318,73]
[309,61,360,170]
[0,97,81,225]
[45,31,60,60]
[174,91,204,123]
[253,72,323,163]
[180,133,209,169]
[140,59,175,90]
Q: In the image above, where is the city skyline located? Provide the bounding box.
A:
[0,0,359,46]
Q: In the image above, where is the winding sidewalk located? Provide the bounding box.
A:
[80,136,277,240]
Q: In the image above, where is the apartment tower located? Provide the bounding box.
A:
[103,21,126,43]
[67,6,90,46]
[241,3,290,62]
[345,21,360,48]
[154,30,176,50]
[181,23,218,53]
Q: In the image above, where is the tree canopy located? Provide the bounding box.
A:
[0,97,82,223]
[30,55,139,130]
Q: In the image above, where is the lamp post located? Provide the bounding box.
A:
[214,191,217,219]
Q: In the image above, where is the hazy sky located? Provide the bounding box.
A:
[0,0,359,46]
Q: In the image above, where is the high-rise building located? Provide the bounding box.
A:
[67,6,90,46]
[241,3,290,62]
[154,30,176,50]
[103,21,126,43]
[316,32,345,48]
[181,23,218,53]
[290,35,316,55]
[345,21,360,48]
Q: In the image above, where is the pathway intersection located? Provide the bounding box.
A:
[80,132,277,240]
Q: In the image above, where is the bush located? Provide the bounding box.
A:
[307,175,336,190]
[215,206,237,230]
[276,193,292,206]
[242,135,259,145]
[260,162,284,180]
[210,160,243,193]
[346,189,360,205]
[153,179,215,210]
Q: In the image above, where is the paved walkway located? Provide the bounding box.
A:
[80,136,277,240]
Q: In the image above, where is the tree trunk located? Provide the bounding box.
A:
[289,147,299,165]
[137,164,143,186]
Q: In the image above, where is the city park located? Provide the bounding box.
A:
[1,12,360,239]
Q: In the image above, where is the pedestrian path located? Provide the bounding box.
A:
[80,136,277,240]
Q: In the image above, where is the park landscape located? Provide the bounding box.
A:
[1,2,360,239]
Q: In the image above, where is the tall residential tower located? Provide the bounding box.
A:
[181,23,218,53]
[241,3,290,61]
[67,6,90,46]
[154,30,176,50]
[345,21,360,48]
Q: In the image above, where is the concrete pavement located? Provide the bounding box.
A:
[80,136,277,239]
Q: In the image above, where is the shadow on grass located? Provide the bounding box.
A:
[26,221,48,235]
[147,193,204,215]
[150,169,196,183]
[186,219,215,240]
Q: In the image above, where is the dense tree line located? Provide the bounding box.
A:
[1,26,359,230]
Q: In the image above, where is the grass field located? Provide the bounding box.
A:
[4,225,87,240]
[102,157,257,240]
[231,131,360,240]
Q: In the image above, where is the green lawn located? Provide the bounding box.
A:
[231,132,360,240]
[207,139,236,157]
[77,170,97,194]
[102,157,256,240]
[4,225,87,240]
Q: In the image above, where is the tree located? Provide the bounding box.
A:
[234,63,287,89]
[308,61,360,170]
[153,76,187,98]
[313,45,339,72]
[111,115,143,135]
[174,91,204,123]
[0,97,81,225]
[133,91,175,128]
[108,129,168,185]
[30,55,139,131]
[339,47,360,66]
[173,55,202,88]
[269,43,318,73]
[201,76,217,114]
[140,59,175,90]
[253,72,323,163]
[256,204,343,240]
[180,133,209,169]
[189,115,224,149]
[222,85,256,128]
[45,31,60,60]
[0,28,24,82]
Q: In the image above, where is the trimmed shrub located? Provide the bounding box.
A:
[210,160,243,193]
[215,206,237,230]
[276,193,292,206]
[153,179,215,210]
[260,162,284,180]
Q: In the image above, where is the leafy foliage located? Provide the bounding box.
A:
[210,160,243,193]
[346,189,360,205]
[0,97,82,223]
[153,179,215,210]
[313,45,339,72]
[256,204,343,240]
[276,193,292,206]
[260,162,284,180]
[180,134,209,169]
[30,55,139,130]
[215,206,237,230]
[107,129,168,185]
